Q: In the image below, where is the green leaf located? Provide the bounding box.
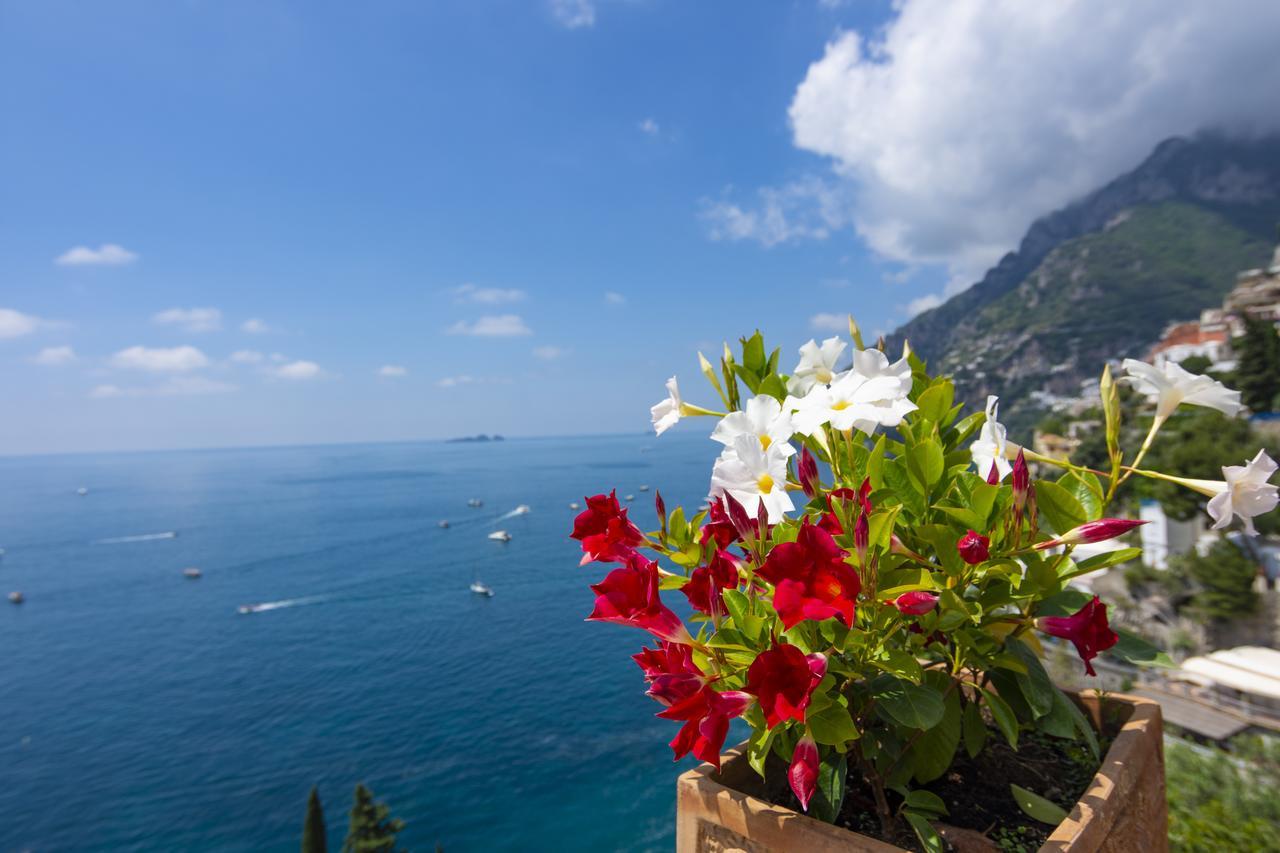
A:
[907,438,945,491]
[746,715,779,779]
[1108,629,1175,668]
[873,678,945,730]
[904,789,948,817]
[866,435,887,490]
[1010,784,1069,826]
[1058,471,1104,521]
[904,812,944,853]
[808,752,848,824]
[979,686,1020,750]
[962,700,987,759]
[757,373,787,401]
[1006,638,1055,719]
[806,691,861,747]
[1053,687,1100,761]
[721,588,750,628]
[884,459,927,518]
[1061,548,1141,580]
[871,648,924,685]
[867,506,902,553]
[741,331,766,373]
[1100,364,1122,473]
[912,673,961,783]
[1034,480,1088,536]
[915,382,955,426]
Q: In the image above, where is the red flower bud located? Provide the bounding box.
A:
[798,447,820,498]
[853,512,869,564]
[655,489,667,535]
[789,735,820,812]
[1012,450,1029,502]
[956,529,990,564]
[1034,518,1146,551]
[745,643,826,728]
[891,591,939,615]
[723,491,756,542]
[588,552,692,644]
[571,490,646,565]
[757,521,858,630]
[858,477,873,514]
[1034,596,1118,676]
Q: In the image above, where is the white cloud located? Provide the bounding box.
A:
[54,243,138,266]
[89,377,236,399]
[240,318,271,334]
[906,293,944,317]
[230,349,264,364]
[153,307,222,333]
[788,0,1280,284]
[0,308,42,339]
[446,314,533,337]
[452,284,527,304]
[809,313,847,333]
[378,364,408,377]
[110,345,209,373]
[533,345,566,360]
[31,346,76,366]
[272,360,322,380]
[437,375,474,389]
[701,177,852,248]
[604,291,626,306]
[638,118,660,136]
[550,0,594,29]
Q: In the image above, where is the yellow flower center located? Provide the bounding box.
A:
[757,474,775,493]
[759,434,772,450]
[817,369,833,383]
[831,400,851,411]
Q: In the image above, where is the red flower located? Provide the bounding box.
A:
[956,529,990,564]
[745,643,827,728]
[891,591,939,615]
[682,550,741,616]
[700,497,739,549]
[758,521,859,629]
[588,552,691,644]
[633,641,704,708]
[789,734,820,811]
[817,483,871,537]
[572,490,646,564]
[1034,518,1146,551]
[1035,596,1119,677]
[634,642,751,768]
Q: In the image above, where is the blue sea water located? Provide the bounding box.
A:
[0,433,726,852]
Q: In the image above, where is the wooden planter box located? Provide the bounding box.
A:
[676,691,1167,852]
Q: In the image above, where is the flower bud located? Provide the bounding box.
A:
[1012,450,1030,507]
[789,734,820,812]
[891,590,939,615]
[798,447,820,498]
[854,512,870,565]
[655,489,667,537]
[722,491,755,542]
[956,529,990,564]
[1033,518,1146,550]
[858,477,873,514]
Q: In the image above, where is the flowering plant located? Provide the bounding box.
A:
[570,322,1278,848]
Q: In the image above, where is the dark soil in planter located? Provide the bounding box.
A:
[759,727,1107,852]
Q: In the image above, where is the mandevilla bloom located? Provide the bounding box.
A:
[956,529,990,564]
[1034,518,1146,550]
[817,486,863,536]
[745,643,827,728]
[661,687,753,769]
[682,550,741,616]
[1034,596,1118,677]
[891,590,939,615]
[757,521,859,629]
[572,490,646,564]
[633,641,704,708]
[1121,358,1243,420]
[650,376,684,436]
[797,446,820,498]
[789,352,916,437]
[711,395,796,457]
[699,497,739,548]
[787,336,847,396]
[841,349,918,434]
[587,552,692,644]
[970,395,1012,482]
[1207,450,1279,536]
[709,434,795,524]
[789,734,820,811]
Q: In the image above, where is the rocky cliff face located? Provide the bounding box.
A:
[888,134,1280,430]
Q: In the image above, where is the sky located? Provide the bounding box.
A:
[3,0,1280,455]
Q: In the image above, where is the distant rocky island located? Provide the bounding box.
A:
[446,434,505,443]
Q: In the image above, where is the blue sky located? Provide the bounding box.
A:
[4,0,1279,454]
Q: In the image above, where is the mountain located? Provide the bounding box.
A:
[888,134,1280,432]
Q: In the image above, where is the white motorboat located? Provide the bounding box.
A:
[624,494,635,501]
[438,520,450,529]
[512,504,531,516]
[183,567,202,580]
[569,502,581,510]
[237,603,266,615]
[467,498,484,508]
[76,487,89,496]
[487,530,512,542]
[469,581,494,597]
[638,485,649,492]
[8,591,23,605]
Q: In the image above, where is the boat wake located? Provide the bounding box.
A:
[93,531,178,545]
[493,504,531,522]
[237,595,329,615]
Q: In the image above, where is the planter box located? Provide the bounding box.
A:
[676,691,1166,853]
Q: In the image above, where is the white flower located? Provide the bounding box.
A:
[970,395,1012,481]
[709,434,795,523]
[788,349,916,436]
[1207,450,1279,535]
[787,336,847,395]
[1120,359,1243,420]
[711,396,796,457]
[649,376,682,435]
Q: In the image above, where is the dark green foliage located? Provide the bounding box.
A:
[1178,354,1213,375]
[1166,734,1280,852]
[1236,317,1280,413]
[342,784,405,853]
[1172,539,1259,622]
[1137,409,1262,521]
[302,786,327,853]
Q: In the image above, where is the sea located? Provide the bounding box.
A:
[0,432,729,852]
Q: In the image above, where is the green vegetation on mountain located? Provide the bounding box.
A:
[342,784,405,853]
[1237,316,1280,412]
[303,786,328,853]
[1166,734,1280,852]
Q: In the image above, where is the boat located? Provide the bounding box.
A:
[488,530,512,542]
[237,603,266,615]
[469,581,494,597]
[8,591,23,605]
[467,498,484,508]
[624,494,635,501]
[438,520,450,529]
[183,567,202,580]
[639,485,649,492]
[76,487,89,496]
[569,502,581,510]
[512,504,531,516]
